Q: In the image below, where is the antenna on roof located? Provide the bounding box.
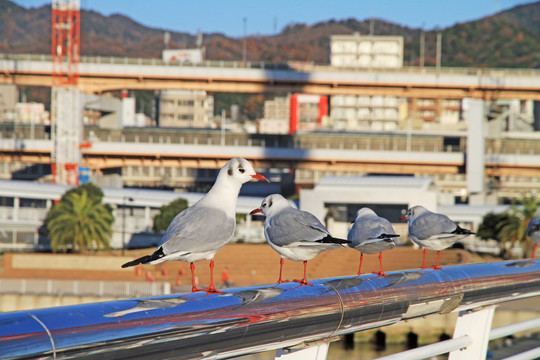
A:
[196,30,203,49]
[164,31,170,49]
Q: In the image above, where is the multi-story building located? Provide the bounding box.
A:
[259,96,290,134]
[329,35,405,131]
[329,34,404,69]
[259,94,328,134]
[158,90,214,128]
[290,94,328,133]
[0,85,19,123]
[331,95,407,131]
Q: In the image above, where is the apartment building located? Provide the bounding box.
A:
[158,90,214,128]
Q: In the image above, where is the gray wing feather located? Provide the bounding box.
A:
[410,212,458,240]
[348,216,396,247]
[159,206,235,254]
[266,208,330,247]
[527,215,540,242]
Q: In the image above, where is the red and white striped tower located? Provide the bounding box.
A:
[50,0,81,185]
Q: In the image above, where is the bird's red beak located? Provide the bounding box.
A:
[250,208,262,215]
[400,216,408,220]
[251,173,270,183]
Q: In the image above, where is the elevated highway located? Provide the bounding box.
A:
[2,136,540,178]
[1,54,539,99]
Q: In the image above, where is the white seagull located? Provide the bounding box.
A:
[122,157,269,293]
[348,208,399,276]
[526,215,540,259]
[250,194,350,286]
[401,205,474,270]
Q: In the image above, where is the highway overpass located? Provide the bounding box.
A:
[2,132,540,178]
[1,54,539,99]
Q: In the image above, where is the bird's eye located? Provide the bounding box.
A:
[239,168,245,174]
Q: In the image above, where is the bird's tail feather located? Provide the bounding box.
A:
[121,247,165,268]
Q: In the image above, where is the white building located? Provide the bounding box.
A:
[15,102,50,125]
[259,96,291,134]
[329,34,406,131]
[329,34,404,69]
[158,90,214,128]
[331,94,408,131]
[300,176,438,240]
[0,180,265,251]
[0,84,18,123]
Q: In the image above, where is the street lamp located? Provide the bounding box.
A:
[122,196,134,255]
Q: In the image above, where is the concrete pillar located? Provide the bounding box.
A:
[464,98,486,206]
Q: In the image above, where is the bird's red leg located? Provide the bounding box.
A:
[532,244,538,260]
[357,252,364,275]
[373,252,388,276]
[190,262,205,292]
[294,261,313,286]
[203,259,223,294]
[420,248,428,269]
[432,251,442,270]
[276,258,289,284]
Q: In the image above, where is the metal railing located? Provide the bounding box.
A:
[1,259,540,359]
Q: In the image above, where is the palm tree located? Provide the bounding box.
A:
[496,195,539,258]
[46,189,114,253]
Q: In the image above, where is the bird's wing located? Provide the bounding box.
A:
[410,212,458,240]
[348,216,397,246]
[527,216,540,234]
[159,206,235,254]
[265,208,329,247]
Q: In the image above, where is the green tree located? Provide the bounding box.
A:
[46,187,114,253]
[477,212,511,241]
[496,195,539,258]
[152,197,188,233]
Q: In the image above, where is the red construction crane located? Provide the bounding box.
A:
[51,0,80,86]
[51,0,81,185]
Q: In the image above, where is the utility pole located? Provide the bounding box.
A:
[122,197,134,255]
[420,30,425,68]
[436,31,442,71]
[242,17,247,63]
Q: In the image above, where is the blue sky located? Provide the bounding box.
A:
[14,0,538,37]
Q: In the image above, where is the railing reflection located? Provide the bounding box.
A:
[1,260,540,359]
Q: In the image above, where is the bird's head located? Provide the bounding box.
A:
[221,158,269,185]
[400,205,428,221]
[352,207,377,223]
[250,194,290,217]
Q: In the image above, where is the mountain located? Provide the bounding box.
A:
[1,0,539,69]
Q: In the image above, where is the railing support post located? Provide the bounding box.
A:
[449,305,496,360]
[275,342,330,360]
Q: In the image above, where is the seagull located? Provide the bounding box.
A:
[250,194,350,286]
[122,158,269,293]
[401,205,474,270]
[526,215,540,259]
[348,208,398,276]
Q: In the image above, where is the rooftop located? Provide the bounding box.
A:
[315,176,435,191]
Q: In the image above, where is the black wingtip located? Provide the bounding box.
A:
[121,255,150,268]
[454,226,475,235]
[316,235,351,244]
[379,233,400,239]
[121,247,165,268]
